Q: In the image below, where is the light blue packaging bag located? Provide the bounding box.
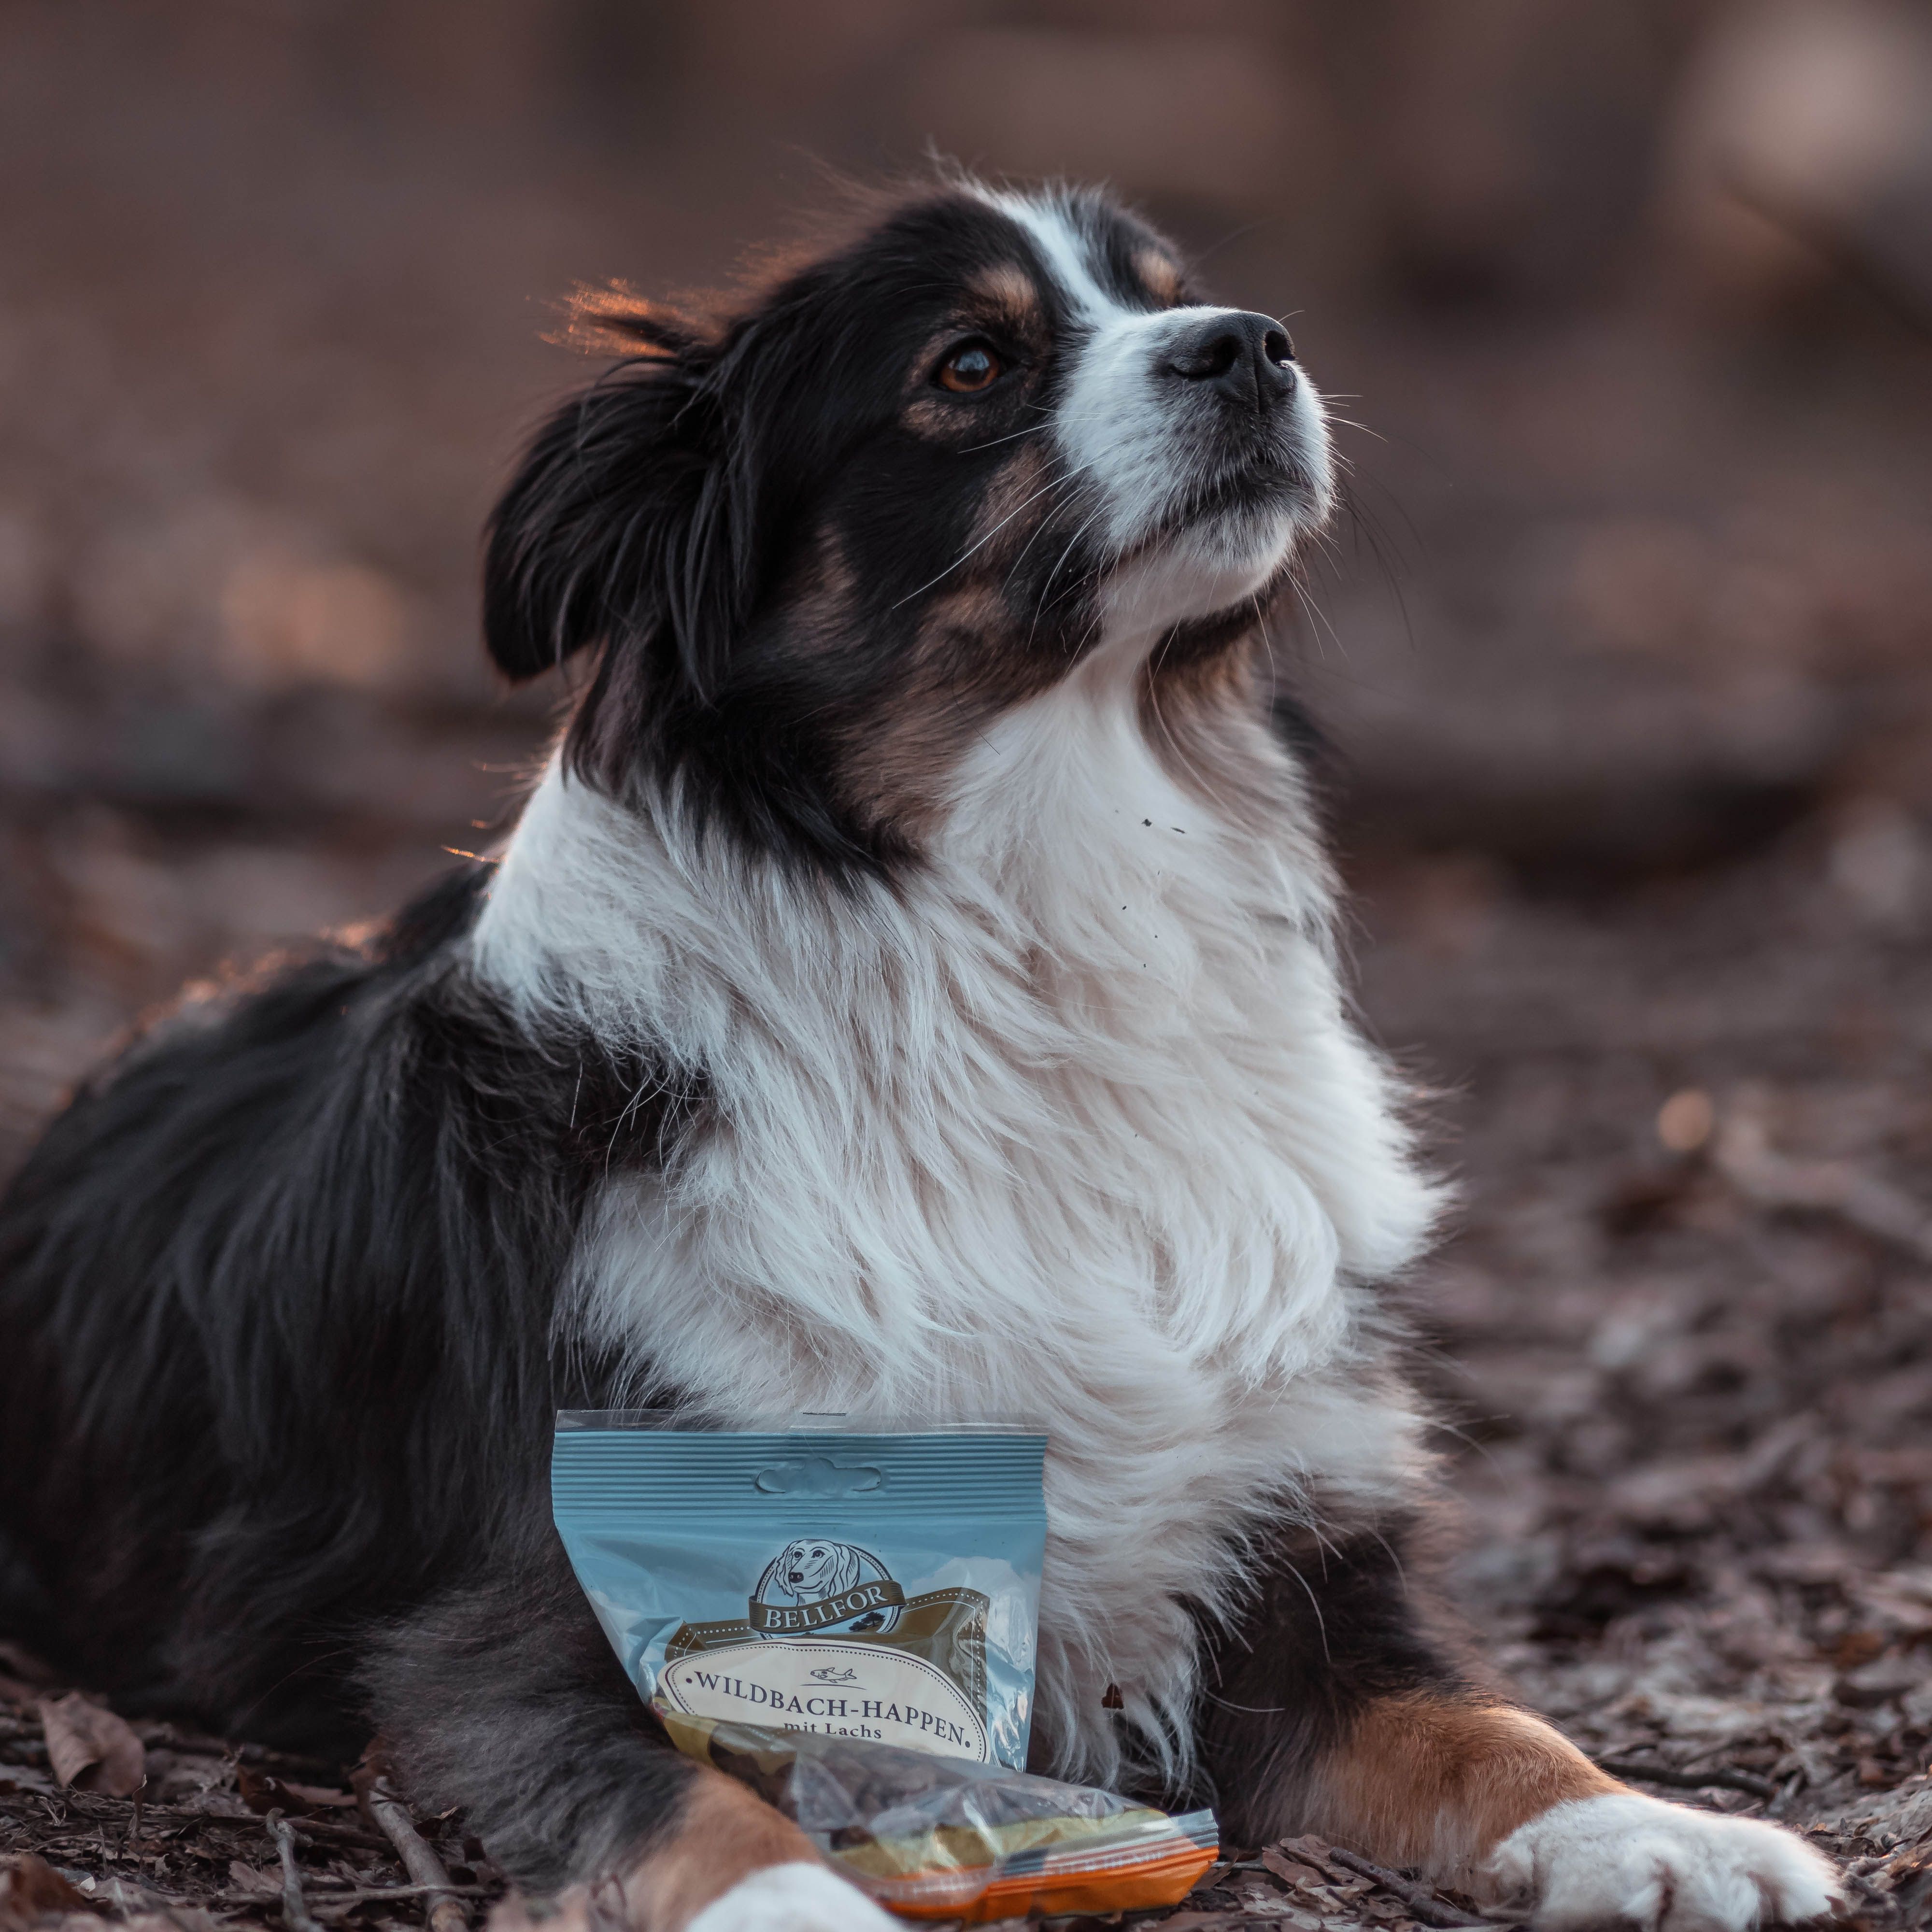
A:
[552,1414,1048,1771]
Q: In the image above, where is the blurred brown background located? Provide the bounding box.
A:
[6,0,1932,1837]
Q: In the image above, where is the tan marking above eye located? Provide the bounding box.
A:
[1135,248,1184,306]
[935,341,1003,393]
[967,263,1043,318]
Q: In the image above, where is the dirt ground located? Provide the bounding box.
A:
[7,4,1932,1929]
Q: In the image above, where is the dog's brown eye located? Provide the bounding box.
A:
[936,341,1002,393]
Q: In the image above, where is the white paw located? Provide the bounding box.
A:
[684,1861,896,1932]
[1486,1792,1843,1932]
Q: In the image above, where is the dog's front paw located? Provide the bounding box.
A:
[683,1861,895,1932]
[1485,1792,1843,1932]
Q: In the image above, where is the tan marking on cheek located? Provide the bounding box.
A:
[902,393,959,439]
[616,1767,824,1930]
[967,441,1053,560]
[772,529,858,648]
[837,582,1060,841]
[1310,1696,1622,1884]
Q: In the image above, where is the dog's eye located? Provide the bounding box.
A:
[935,341,1003,394]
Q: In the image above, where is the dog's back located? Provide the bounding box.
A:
[0,865,615,1745]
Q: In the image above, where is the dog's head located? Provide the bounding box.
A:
[776,1538,862,1602]
[486,177,1333,871]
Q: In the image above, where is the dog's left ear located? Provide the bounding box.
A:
[482,293,762,695]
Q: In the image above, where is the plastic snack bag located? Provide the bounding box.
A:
[658,1713,1218,1924]
[551,1415,1048,1768]
[551,1415,1217,1922]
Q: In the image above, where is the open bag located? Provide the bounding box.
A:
[551,1415,1217,1921]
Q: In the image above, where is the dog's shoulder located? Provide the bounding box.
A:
[7,863,490,1188]
[0,858,690,1381]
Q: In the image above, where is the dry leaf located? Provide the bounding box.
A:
[226,1861,280,1896]
[281,1777,357,1808]
[0,1852,95,1929]
[36,1693,145,1797]
[236,1763,353,1815]
[1275,1834,1353,1883]
[1263,1843,1332,1889]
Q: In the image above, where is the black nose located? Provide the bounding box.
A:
[1165,311,1296,413]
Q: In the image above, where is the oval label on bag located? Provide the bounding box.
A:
[657,1639,989,1761]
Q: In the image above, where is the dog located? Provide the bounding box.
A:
[0,176,1841,1932]
[769,1542,865,1605]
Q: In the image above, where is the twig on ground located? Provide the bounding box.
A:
[1595,1757,1778,1802]
[281,1811,395,1852]
[1714,1107,1932,1266]
[363,1774,469,1932]
[137,1724,347,1784]
[217,1882,496,1906]
[1323,1845,1486,1928]
[267,1808,323,1932]
[1719,165,1932,343]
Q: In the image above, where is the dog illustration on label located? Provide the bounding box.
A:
[751,1538,904,1636]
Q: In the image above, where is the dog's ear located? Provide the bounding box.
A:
[482,292,759,695]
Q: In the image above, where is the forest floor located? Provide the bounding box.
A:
[8,13,1932,1926]
[9,810,1932,1932]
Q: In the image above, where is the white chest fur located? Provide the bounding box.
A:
[471,671,1438,1786]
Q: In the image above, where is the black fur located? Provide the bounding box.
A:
[0,864,685,1733]
[1193,1519,1463,1844]
[0,860,714,1878]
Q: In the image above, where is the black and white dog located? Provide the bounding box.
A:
[0,180,1840,1932]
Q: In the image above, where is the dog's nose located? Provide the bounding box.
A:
[1164,311,1296,414]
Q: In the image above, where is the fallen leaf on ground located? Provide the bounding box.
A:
[282,1777,357,1807]
[236,1762,354,1814]
[36,1692,144,1797]
[226,1860,280,1896]
[0,1852,95,1928]
[1264,1843,1333,1888]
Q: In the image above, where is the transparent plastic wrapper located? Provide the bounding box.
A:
[657,1713,1219,1924]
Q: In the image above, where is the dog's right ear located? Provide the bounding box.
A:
[482,294,744,687]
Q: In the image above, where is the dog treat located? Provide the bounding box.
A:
[655,1713,1218,1924]
[552,1415,1047,1769]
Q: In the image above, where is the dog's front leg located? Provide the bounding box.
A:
[1196,1522,1843,1930]
[362,1534,895,1932]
